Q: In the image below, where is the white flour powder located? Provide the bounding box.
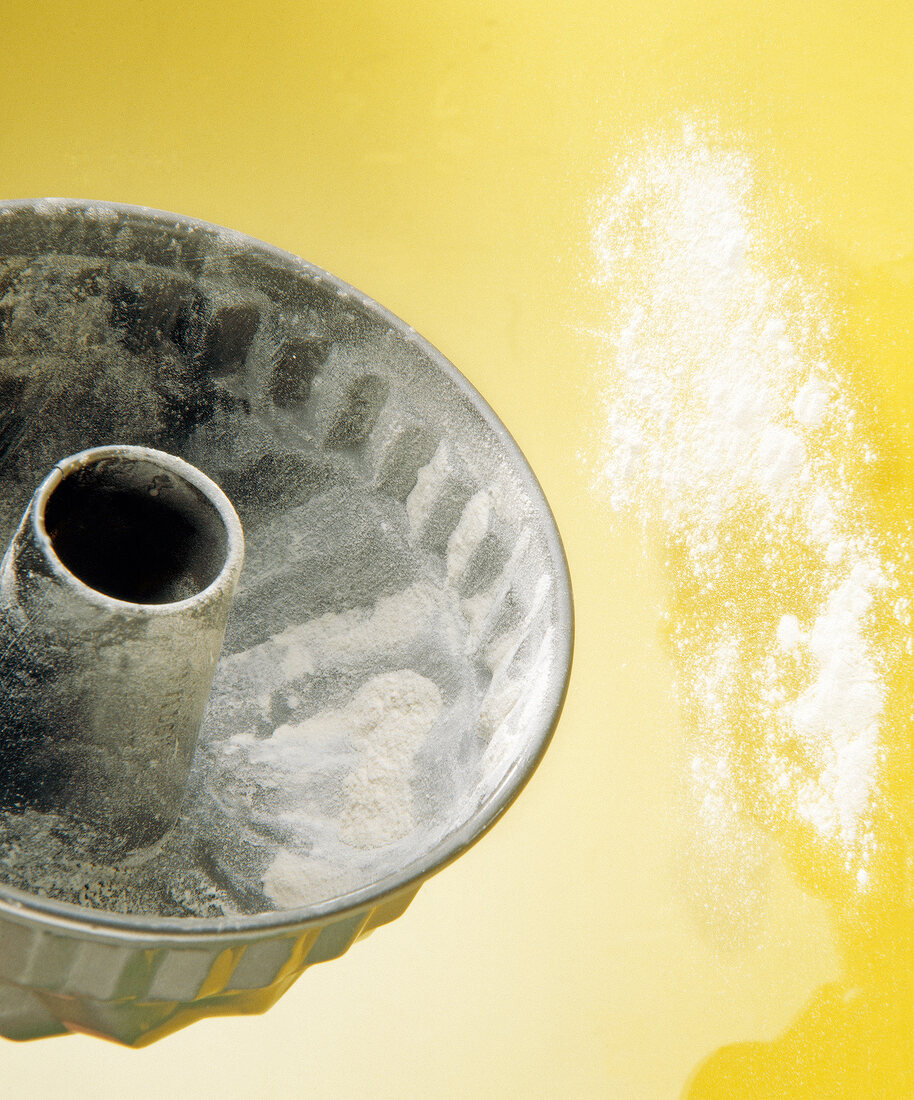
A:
[591,122,907,889]
[204,583,457,903]
[254,670,443,905]
[337,671,443,848]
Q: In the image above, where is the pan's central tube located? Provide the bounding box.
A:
[0,446,244,860]
[45,452,230,604]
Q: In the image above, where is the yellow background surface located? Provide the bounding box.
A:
[2,1,914,1096]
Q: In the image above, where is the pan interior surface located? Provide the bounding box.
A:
[0,202,571,926]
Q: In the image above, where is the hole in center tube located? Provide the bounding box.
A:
[43,455,230,604]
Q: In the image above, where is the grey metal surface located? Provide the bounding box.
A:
[0,445,244,859]
[0,200,574,1044]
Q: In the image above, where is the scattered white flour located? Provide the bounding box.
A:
[204,584,457,902]
[336,671,443,847]
[255,671,442,905]
[262,847,317,909]
[591,122,907,890]
[447,489,492,582]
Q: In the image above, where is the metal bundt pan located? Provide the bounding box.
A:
[0,200,573,1046]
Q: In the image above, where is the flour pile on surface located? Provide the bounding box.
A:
[592,124,908,890]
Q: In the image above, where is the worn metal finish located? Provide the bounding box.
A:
[0,200,574,1046]
[0,883,418,1046]
[0,445,244,858]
